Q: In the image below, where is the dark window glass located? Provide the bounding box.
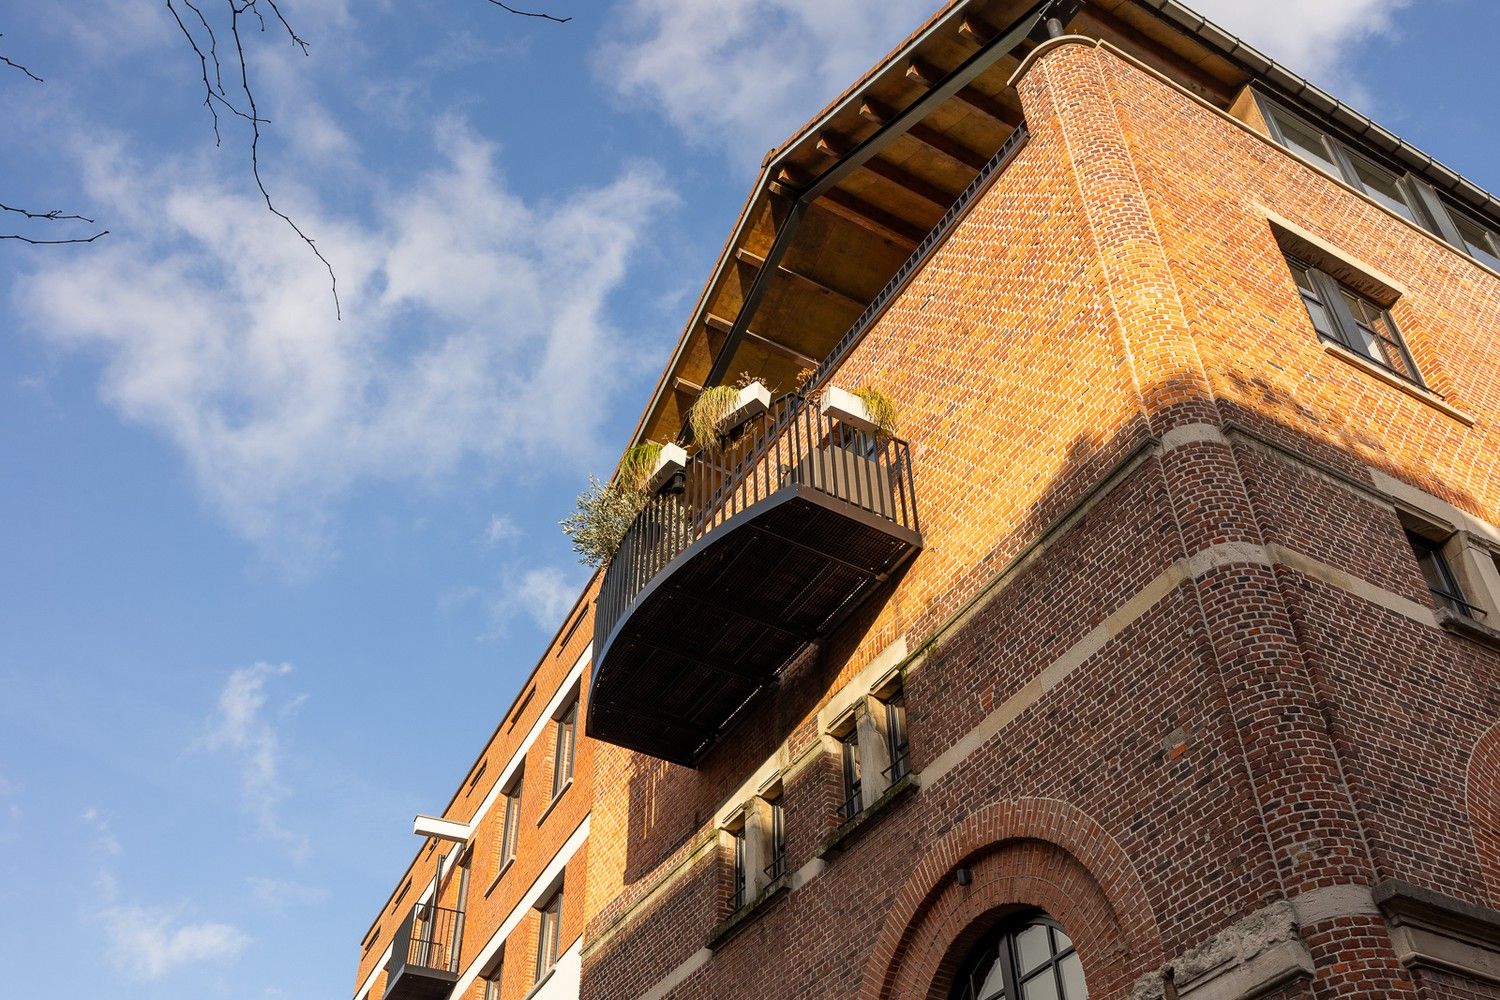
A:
[551,701,577,799]
[731,827,747,910]
[951,913,1088,1000]
[764,800,786,882]
[1345,153,1416,221]
[884,693,910,784]
[483,964,503,1000]
[1285,256,1421,385]
[1265,104,1340,177]
[1407,530,1477,618]
[499,776,523,868]
[1452,210,1500,272]
[839,732,862,821]
[534,888,562,981]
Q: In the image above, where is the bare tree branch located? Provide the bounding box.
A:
[485,1,572,24]
[0,34,44,82]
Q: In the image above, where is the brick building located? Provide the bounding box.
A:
[354,2,1500,999]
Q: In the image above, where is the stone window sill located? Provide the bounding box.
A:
[522,966,556,1000]
[1436,608,1500,651]
[816,772,918,861]
[705,872,791,951]
[483,856,515,898]
[1321,340,1476,426]
[536,780,572,827]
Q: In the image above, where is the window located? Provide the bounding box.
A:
[498,771,523,871]
[951,912,1088,1000]
[1407,530,1481,619]
[731,826,748,911]
[551,700,577,800]
[1261,99,1421,222]
[1285,256,1422,384]
[1450,208,1500,273]
[838,731,862,822]
[534,886,563,981]
[481,952,504,1000]
[883,690,910,785]
[764,798,786,883]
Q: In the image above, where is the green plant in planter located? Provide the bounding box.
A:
[687,384,742,451]
[853,386,898,440]
[617,441,663,493]
[561,474,646,569]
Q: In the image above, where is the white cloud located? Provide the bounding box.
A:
[1188,0,1409,97]
[483,514,521,546]
[600,0,936,166]
[14,121,671,565]
[246,876,328,909]
[201,662,306,855]
[603,0,1410,166]
[101,904,249,981]
[489,563,583,634]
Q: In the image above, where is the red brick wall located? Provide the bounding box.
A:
[578,36,1500,1000]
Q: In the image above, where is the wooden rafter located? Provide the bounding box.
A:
[859,99,989,171]
[905,59,1020,125]
[704,313,821,369]
[815,132,955,209]
[733,248,865,312]
[810,189,924,249]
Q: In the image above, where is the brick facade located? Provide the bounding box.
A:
[352,7,1500,1000]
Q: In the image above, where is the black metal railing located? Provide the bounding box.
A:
[390,902,463,978]
[763,850,787,883]
[882,742,911,785]
[1432,587,1488,620]
[596,397,919,649]
[838,780,863,823]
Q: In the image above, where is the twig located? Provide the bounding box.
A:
[484,1,571,24]
[0,34,44,82]
[0,229,110,245]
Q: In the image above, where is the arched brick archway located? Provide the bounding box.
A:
[1468,722,1500,905]
[860,798,1159,1000]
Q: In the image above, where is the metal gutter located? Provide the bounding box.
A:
[1136,0,1500,220]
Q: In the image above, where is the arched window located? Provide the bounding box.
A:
[950,911,1087,1000]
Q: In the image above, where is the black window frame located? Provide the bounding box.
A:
[1284,255,1423,386]
[551,699,577,800]
[838,730,862,822]
[950,911,1088,1000]
[763,798,786,883]
[882,689,910,785]
[1406,529,1484,620]
[730,826,748,911]
[1445,204,1500,272]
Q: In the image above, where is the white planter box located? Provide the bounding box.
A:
[646,443,688,493]
[723,381,771,432]
[820,384,880,435]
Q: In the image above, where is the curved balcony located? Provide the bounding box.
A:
[589,396,922,766]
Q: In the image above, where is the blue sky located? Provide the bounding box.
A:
[1,1,1495,997]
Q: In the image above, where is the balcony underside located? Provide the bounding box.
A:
[588,484,921,767]
[382,964,459,1000]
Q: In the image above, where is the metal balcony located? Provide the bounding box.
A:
[589,397,922,766]
[383,903,463,1000]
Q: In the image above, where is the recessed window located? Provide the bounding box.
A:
[882,689,910,785]
[730,826,748,911]
[534,885,563,981]
[1286,255,1422,384]
[1450,209,1500,272]
[481,952,504,1000]
[951,912,1088,1000]
[764,797,786,883]
[498,770,523,871]
[838,731,863,822]
[551,700,577,800]
[1407,530,1481,619]
[1261,98,1424,224]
